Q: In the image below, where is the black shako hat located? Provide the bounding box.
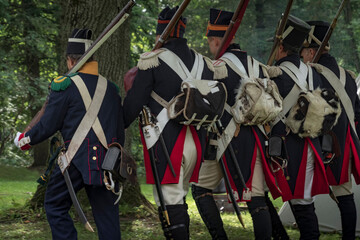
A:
[67,28,93,55]
[303,21,330,49]
[156,6,187,38]
[281,15,311,52]
[206,8,234,37]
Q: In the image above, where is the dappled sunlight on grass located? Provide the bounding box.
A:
[0,166,343,239]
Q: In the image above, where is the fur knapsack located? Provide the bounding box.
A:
[215,53,283,125]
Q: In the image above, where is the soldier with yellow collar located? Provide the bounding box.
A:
[14,28,124,240]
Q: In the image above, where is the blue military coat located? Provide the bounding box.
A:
[270,54,329,201]
[26,61,125,186]
[317,53,360,186]
[213,44,282,201]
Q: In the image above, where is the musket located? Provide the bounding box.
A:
[24,0,136,133]
[266,0,294,65]
[131,0,194,178]
[140,108,170,225]
[214,121,246,228]
[312,0,348,63]
[215,0,250,60]
[216,121,248,192]
[153,0,191,50]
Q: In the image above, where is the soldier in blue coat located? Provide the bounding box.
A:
[192,8,283,240]
[269,16,330,239]
[301,21,360,240]
[123,6,214,240]
[14,29,124,240]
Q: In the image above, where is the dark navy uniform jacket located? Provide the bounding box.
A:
[270,54,329,201]
[317,53,360,186]
[214,44,282,201]
[26,62,125,186]
[123,38,214,184]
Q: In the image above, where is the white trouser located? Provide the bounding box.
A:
[153,127,197,206]
[194,148,266,197]
[332,151,353,197]
[291,145,315,205]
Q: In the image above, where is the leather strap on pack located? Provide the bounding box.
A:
[316,64,357,137]
[272,61,310,126]
[65,75,107,165]
[72,75,108,149]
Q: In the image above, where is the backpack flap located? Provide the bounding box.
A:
[231,77,283,125]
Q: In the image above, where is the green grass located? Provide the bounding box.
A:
[0,165,342,239]
[0,166,40,211]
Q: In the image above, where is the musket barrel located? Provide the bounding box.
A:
[266,0,294,65]
[153,0,191,50]
[312,0,347,63]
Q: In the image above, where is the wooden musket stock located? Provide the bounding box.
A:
[153,0,191,50]
[266,0,293,65]
[215,0,250,60]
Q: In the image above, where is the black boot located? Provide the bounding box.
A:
[158,204,189,240]
[291,203,320,240]
[337,194,357,240]
[191,185,228,240]
[247,196,272,240]
[264,192,289,240]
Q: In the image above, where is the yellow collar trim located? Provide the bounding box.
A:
[79,61,99,75]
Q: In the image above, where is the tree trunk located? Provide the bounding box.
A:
[344,0,360,72]
[29,0,155,216]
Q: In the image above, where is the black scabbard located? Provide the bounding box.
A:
[159,134,176,177]
[63,170,94,232]
[219,157,245,228]
[149,147,170,225]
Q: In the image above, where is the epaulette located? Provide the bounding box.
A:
[137,49,166,70]
[309,63,324,73]
[203,56,215,73]
[346,69,357,80]
[259,62,270,78]
[111,81,120,94]
[213,59,228,80]
[267,66,283,78]
[51,73,77,91]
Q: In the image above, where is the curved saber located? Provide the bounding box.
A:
[63,170,94,232]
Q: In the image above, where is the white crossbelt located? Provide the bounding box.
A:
[65,74,107,166]
[316,64,358,138]
[216,53,266,160]
[272,61,310,127]
[71,75,108,149]
[144,50,204,149]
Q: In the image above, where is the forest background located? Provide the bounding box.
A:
[0,0,359,238]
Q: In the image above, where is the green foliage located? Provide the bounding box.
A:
[0,0,59,164]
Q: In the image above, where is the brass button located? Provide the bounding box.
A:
[93,146,97,150]
[92,156,97,160]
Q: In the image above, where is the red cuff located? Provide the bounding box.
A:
[19,133,31,150]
